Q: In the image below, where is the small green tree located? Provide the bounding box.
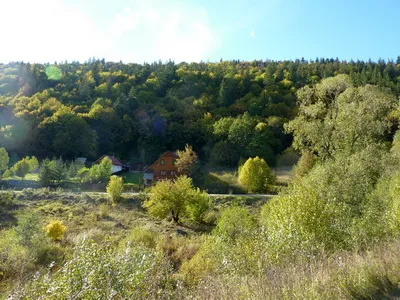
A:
[85,157,112,183]
[39,158,66,186]
[106,175,123,204]
[27,156,39,172]
[238,157,275,193]
[144,175,210,223]
[13,158,30,179]
[98,157,113,181]
[0,148,9,175]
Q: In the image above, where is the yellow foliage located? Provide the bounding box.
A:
[45,220,67,241]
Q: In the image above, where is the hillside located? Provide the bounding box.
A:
[1,58,400,166]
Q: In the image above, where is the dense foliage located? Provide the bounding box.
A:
[238,156,274,193]
[2,58,400,166]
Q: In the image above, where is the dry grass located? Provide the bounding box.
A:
[180,240,400,299]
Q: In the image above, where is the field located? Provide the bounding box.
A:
[1,188,400,299]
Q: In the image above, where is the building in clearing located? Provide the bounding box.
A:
[143,151,179,185]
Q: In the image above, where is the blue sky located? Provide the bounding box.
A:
[0,0,399,63]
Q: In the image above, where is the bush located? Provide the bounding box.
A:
[0,147,9,173]
[45,220,67,241]
[15,213,44,247]
[144,175,211,224]
[0,229,31,281]
[293,150,315,180]
[120,226,159,249]
[39,158,67,186]
[260,146,391,261]
[0,192,14,210]
[15,241,172,299]
[238,157,275,193]
[12,158,30,178]
[82,157,113,183]
[106,175,123,204]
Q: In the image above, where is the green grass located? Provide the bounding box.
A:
[2,173,39,181]
[121,172,143,185]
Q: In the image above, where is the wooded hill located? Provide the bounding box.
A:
[1,58,400,165]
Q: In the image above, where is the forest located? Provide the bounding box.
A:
[1,58,400,299]
[1,57,400,166]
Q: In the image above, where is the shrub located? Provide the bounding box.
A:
[0,147,9,173]
[0,192,14,210]
[120,226,159,249]
[45,220,67,241]
[12,158,30,178]
[238,157,275,193]
[213,206,257,242]
[15,241,172,299]
[106,175,123,204]
[82,157,112,183]
[15,213,44,247]
[260,146,390,261]
[0,229,31,281]
[39,158,67,186]
[293,150,315,180]
[144,175,210,224]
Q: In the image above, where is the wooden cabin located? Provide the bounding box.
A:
[143,151,179,185]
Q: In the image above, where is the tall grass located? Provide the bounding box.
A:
[179,240,400,299]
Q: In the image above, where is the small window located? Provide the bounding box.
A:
[160,170,166,176]
[170,171,175,176]
[160,159,165,165]
[172,159,177,165]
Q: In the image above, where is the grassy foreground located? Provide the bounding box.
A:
[0,189,399,299]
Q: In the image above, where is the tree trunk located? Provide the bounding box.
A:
[171,210,179,223]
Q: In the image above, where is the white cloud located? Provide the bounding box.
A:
[0,0,218,63]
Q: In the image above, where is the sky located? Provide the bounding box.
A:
[0,0,399,63]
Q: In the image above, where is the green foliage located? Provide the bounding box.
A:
[213,206,257,242]
[120,226,159,249]
[0,191,14,211]
[293,150,315,180]
[260,145,391,260]
[81,157,113,183]
[176,144,198,175]
[2,169,12,178]
[12,158,30,178]
[39,158,67,186]
[45,220,67,241]
[0,147,9,172]
[144,175,210,223]
[15,241,171,299]
[106,175,123,204]
[15,213,44,248]
[238,157,275,193]
[286,75,397,159]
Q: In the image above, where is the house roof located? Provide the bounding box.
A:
[144,151,179,173]
[95,155,127,167]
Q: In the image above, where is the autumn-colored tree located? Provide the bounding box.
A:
[238,157,275,193]
[176,144,198,176]
[106,175,123,204]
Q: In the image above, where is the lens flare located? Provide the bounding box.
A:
[45,66,62,80]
